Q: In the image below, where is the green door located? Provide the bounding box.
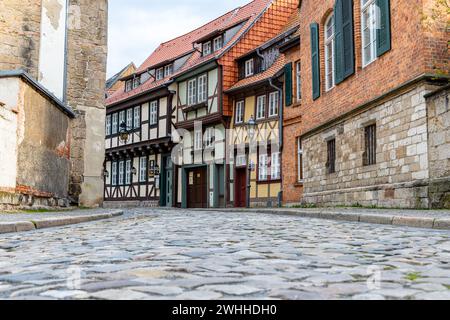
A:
[165,157,173,207]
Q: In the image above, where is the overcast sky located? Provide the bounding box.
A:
[107,0,251,78]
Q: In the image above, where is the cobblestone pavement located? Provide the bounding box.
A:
[0,208,449,300]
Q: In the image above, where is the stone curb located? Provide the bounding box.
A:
[187,208,450,231]
[0,211,123,235]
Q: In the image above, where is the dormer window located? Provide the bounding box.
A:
[245,59,254,77]
[203,41,212,56]
[156,68,164,80]
[213,36,223,51]
[125,79,133,92]
[164,64,173,77]
[133,77,140,89]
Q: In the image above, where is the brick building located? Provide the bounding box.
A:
[285,0,449,208]
[0,0,108,208]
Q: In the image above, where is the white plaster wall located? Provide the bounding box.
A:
[0,78,19,189]
[38,0,67,100]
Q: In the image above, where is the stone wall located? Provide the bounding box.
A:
[0,0,41,78]
[66,0,108,207]
[427,87,450,208]
[302,82,442,209]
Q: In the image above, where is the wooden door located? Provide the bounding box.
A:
[234,168,247,208]
[187,167,207,208]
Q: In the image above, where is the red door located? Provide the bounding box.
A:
[234,168,247,208]
[187,167,207,208]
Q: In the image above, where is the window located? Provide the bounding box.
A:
[150,101,158,125]
[297,138,303,182]
[112,113,118,134]
[119,111,125,128]
[245,59,254,77]
[126,109,133,128]
[139,157,147,182]
[125,159,132,185]
[296,61,301,101]
[134,107,140,129]
[125,80,132,92]
[271,152,281,180]
[118,161,124,185]
[203,42,212,56]
[325,14,335,91]
[111,162,117,186]
[361,0,378,66]
[197,74,207,103]
[156,68,164,80]
[213,36,223,51]
[205,127,215,148]
[236,154,246,167]
[106,115,111,136]
[258,154,268,181]
[269,92,279,117]
[164,64,173,77]
[133,77,140,89]
[327,139,336,174]
[194,130,203,151]
[364,124,377,166]
[187,79,197,105]
[256,95,266,120]
[235,100,244,124]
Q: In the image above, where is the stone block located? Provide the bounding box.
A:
[359,214,394,225]
[392,216,435,229]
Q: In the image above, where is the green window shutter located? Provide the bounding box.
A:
[310,23,320,100]
[334,0,355,84]
[376,0,391,57]
[285,62,293,106]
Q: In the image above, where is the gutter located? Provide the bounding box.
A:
[0,69,76,118]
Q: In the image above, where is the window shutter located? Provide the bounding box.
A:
[376,0,391,57]
[285,62,293,107]
[334,0,355,84]
[310,23,320,100]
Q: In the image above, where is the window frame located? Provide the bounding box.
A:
[133,106,141,129]
[164,64,173,77]
[139,157,147,182]
[125,159,132,185]
[235,100,244,124]
[111,162,117,186]
[203,41,212,56]
[245,59,254,77]
[324,13,336,91]
[295,61,301,101]
[361,0,378,67]
[213,36,223,51]
[197,74,208,103]
[364,123,377,166]
[112,113,118,134]
[125,80,133,92]
[258,153,268,181]
[106,114,111,136]
[187,78,197,106]
[119,111,125,129]
[156,68,164,80]
[126,108,133,128]
[149,100,158,126]
[205,127,215,148]
[256,95,266,120]
[297,137,304,182]
[118,161,125,185]
[326,138,336,174]
[268,91,279,117]
[194,130,203,151]
[270,152,281,180]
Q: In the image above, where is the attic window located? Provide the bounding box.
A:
[203,41,212,56]
[213,36,223,51]
[125,80,133,92]
[164,64,173,77]
[156,68,164,80]
[245,59,254,77]
[133,77,140,89]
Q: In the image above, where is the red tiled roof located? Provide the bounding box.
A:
[226,55,286,93]
[106,0,272,107]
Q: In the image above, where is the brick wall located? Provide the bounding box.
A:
[297,0,449,136]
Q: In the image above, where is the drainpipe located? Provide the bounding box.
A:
[257,49,284,207]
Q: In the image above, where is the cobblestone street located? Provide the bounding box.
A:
[0,209,449,300]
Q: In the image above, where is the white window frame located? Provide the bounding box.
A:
[269,92,279,117]
[187,79,197,106]
[125,80,132,92]
[235,100,244,124]
[106,115,111,136]
[150,101,158,125]
[197,74,207,103]
[213,36,223,51]
[119,111,125,128]
[133,77,140,89]
[205,127,215,148]
[256,95,266,120]
[271,152,281,180]
[203,41,212,56]
[325,13,336,91]
[361,0,378,67]
[126,108,133,128]
[258,154,268,181]
[125,159,132,185]
[297,137,304,182]
[118,161,124,185]
[112,113,118,134]
[296,61,301,101]
[139,157,147,182]
[156,68,164,80]
[194,130,203,151]
[164,64,173,77]
[245,59,254,77]
[134,106,140,129]
[111,162,117,186]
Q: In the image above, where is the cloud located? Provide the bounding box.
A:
[107,0,251,77]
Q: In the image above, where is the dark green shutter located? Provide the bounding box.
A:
[376,0,391,57]
[334,0,355,84]
[285,62,293,107]
[310,23,320,100]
